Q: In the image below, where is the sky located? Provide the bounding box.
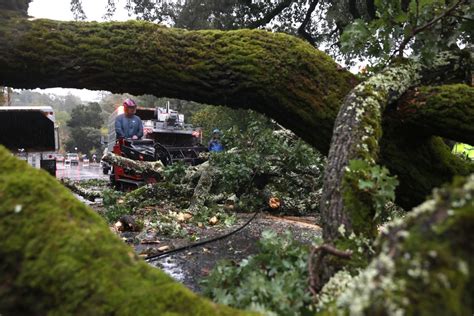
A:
[27,0,133,101]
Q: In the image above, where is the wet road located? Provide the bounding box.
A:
[56,162,109,181]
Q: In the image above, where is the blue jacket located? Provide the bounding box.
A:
[208,139,224,152]
[115,114,143,139]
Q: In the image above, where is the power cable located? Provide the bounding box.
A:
[144,206,265,262]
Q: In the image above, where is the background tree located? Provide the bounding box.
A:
[66,102,103,155]
[191,106,270,143]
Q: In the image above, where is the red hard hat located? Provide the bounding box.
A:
[123,99,137,108]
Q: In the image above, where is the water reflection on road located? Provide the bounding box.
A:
[56,163,109,181]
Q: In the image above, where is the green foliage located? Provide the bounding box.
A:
[202,230,315,316]
[340,0,473,66]
[207,116,325,214]
[190,205,237,227]
[162,160,187,182]
[67,102,103,129]
[191,106,268,144]
[148,211,188,238]
[101,188,131,223]
[346,159,399,221]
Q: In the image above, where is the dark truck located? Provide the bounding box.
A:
[104,104,207,189]
[0,106,59,176]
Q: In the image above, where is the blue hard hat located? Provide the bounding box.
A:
[212,129,221,134]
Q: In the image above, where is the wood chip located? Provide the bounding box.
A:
[208,216,218,225]
[157,245,170,252]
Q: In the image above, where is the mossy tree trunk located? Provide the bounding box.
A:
[0,146,251,315]
[320,174,474,315]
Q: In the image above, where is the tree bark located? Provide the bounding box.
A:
[320,174,474,315]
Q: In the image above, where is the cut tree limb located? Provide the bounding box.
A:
[101,152,164,179]
[61,178,102,201]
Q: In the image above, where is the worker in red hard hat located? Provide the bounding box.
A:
[115,98,143,140]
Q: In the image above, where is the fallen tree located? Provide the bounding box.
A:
[1,8,472,213]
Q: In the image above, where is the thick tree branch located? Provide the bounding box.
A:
[394,84,474,145]
[321,51,471,242]
[101,152,164,178]
[61,178,103,201]
[0,16,356,155]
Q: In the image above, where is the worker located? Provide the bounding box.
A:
[115,99,143,140]
[208,128,224,152]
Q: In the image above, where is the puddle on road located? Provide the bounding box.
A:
[151,257,186,282]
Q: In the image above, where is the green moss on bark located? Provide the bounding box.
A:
[0,146,252,315]
[321,175,474,315]
[395,84,474,145]
[0,17,356,155]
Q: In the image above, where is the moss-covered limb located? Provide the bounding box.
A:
[321,60,422,243]
[0,146,253,315]
[380,125,474,210]
[321,51,471,243]
[0,16,356,155]
[61,178,103,201]
[321,174,474,315]
[394,84,474,145]
[102,152,164,178]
